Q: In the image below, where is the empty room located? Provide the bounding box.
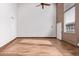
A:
[0,3,79,56]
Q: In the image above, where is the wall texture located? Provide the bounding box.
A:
[17,3,56,37]
[0,3,17,47]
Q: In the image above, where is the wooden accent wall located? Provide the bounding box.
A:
[75,4,79,44]
[56,3,79,46]
[56,3,64,22]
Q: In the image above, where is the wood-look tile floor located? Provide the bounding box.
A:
[0,38,79,56]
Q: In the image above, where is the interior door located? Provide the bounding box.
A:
[57,22,62,40]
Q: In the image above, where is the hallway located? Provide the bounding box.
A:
[0,38,79,56]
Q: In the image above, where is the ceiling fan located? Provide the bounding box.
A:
[36,3,51,9]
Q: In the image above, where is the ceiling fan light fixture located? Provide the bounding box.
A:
[36,3,51,9]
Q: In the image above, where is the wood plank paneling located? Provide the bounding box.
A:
[56,3,79,46]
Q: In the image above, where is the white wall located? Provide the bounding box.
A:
[0,3,17,47]
[17,3,56,37]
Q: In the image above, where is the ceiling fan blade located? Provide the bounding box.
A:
[36,4,41,7]
[44,4,51,6]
